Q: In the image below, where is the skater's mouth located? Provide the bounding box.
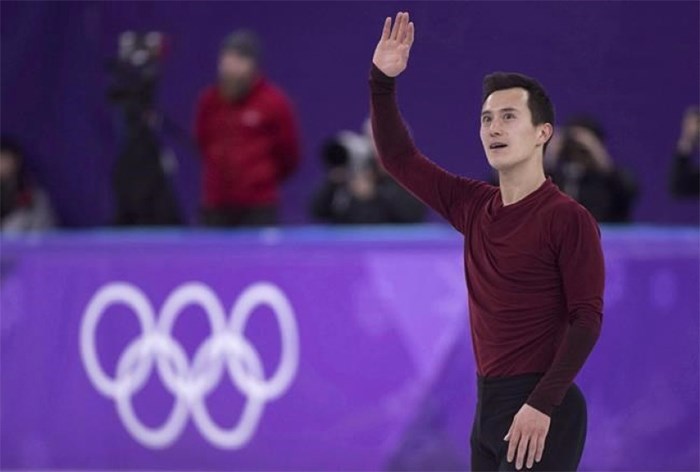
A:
[489,142,508,149]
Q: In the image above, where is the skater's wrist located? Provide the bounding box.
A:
[525,399,553,417]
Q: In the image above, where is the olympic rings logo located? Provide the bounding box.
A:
[79,281,299,449]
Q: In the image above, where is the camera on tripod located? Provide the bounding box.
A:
[107,31,181,226]
[107,31,166,122]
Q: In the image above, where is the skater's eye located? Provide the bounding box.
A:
[503,112,516,120]
[481,115,492,124]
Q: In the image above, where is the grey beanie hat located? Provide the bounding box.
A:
[221,29,262,61]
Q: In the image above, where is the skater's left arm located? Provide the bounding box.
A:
[525,203,604,416]
[505,203,604,470]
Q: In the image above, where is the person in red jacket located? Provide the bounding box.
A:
[195,30,301,227]
[371,12,604,471]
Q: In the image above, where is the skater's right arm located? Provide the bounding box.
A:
[370,12,494,233]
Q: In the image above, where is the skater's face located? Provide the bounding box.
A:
[480,88,552,171]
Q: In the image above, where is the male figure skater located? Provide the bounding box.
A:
[369,12,604,471]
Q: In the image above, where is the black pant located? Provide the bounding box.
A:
[201,205,278,227]
[470,372,587,471]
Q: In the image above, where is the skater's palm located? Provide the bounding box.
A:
[372,12,415,78]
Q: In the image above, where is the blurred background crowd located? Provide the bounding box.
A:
[1,2,698,232]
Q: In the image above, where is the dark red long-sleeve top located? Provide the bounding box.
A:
[195,76,301,208]
[369,64,604,416]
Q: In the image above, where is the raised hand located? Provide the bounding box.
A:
[372,12,415,77]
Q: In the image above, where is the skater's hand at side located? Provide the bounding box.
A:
[372,11,415,77]
[504,403,551,470]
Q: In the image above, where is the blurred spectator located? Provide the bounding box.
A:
[195,30,301,227]
[0,137,57,232]
[669,106,699,197]
[311,121,426,224]
[546,116,638,223]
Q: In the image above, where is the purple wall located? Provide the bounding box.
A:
[1,1,698,226]
[1,227,698,470]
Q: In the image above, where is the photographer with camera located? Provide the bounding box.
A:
[1,137,57,232]
[195,30,301,227]
[310,121,426,225]
[547,116,638,223]
[669,106,699,198]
